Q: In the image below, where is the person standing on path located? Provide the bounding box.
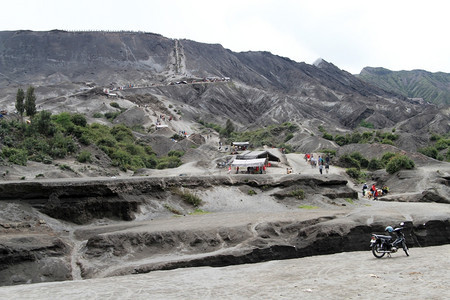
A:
[362,183,368,196]
[319,164,323,174]
[325,163,329,174]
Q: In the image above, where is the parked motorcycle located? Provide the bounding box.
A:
[370,222,409,258]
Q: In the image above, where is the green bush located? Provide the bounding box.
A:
[368,158,384,170]
[77,150,92,163]
[334,134,348,146]
[435,139,449,151]
[338,154,360,170]
[168,150,185,157]
[174,189,202,207]
[360,120,374,128]
[284,133,294,142]
[320,149,336,156]
[156,156,182,169]
[346,167,362,180]
[381,152,396,165]
[71,114,87,127]
[290,189,305,199]
[49,133,77,158]
[33,110,54,136]
[386,155,415,174]
[104,111,121,120]
[93,112,103,118]
[2,147,28,165]
[418,146,438,159]
[110,102,120,109]
[322,132,333,140]
[248,189,257,196]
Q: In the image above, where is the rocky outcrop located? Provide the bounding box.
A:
[80,217,450,279]
[0,234,71,286]
[0,174,355,224]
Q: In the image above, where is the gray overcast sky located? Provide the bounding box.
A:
[2,0,449,74]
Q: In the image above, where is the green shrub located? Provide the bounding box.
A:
[104,111,121,120]
[110,102,120,109]
[418,146,438,159]
[320,149,336,156]
[3,147,27,166]
[111,124,134,143]
[29,153,52,164]
[49,133,77,158]
[435,139,449,151]
[290,189,305,199]
[322,132,333,140]
[93,112,103,118]
[350,132,362,144]
[248,189,257,196]
[33,110,55,136]
[284,133,294,142]
[59,164,73,172]
[346,167,362,179]
[338,154,360,170]
[175,189,202,207]
[163,204,182,215]
[368,158,384,170]
[77,150,92,163]
[334,134,348,146]
[381,152,396,165]
[71,114,87,127]
[360,120,374,128]
[386,155,415,174]
[156,156,182,169]
[168,150,185,157]
[51,112,73,133]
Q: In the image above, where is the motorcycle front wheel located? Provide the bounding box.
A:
[372,244,385,258]
[402,241,409,256]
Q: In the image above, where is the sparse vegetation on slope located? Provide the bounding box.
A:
[0,112,183,171]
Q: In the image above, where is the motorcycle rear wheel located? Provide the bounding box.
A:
[402,241,409,256]
[372,244,385,258]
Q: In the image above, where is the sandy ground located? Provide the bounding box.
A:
[0,244,448,300]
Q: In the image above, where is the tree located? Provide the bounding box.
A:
[224,119,235,137]
[25,86,37,118]
[15,88,25,120]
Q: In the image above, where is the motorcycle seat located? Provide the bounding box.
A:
[373,234,392,239]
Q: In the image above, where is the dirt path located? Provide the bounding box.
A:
[1,245,448,299]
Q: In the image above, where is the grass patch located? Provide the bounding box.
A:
[345,198,355,204]
[188,209,209,215]
[298,205,318,209]
[164,204,182,215]
[248,189,257,196]
[173,188,202,207]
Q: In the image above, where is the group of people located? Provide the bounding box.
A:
[362,183,389,200]
[304,153,331,174]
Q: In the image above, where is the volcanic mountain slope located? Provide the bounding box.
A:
[358,67,450,107]
[0,30,448,151]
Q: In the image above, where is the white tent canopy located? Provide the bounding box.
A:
[232,142,249,146]
[231,158,267,167]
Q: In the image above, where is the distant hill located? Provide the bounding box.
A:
[358,67,450,107]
